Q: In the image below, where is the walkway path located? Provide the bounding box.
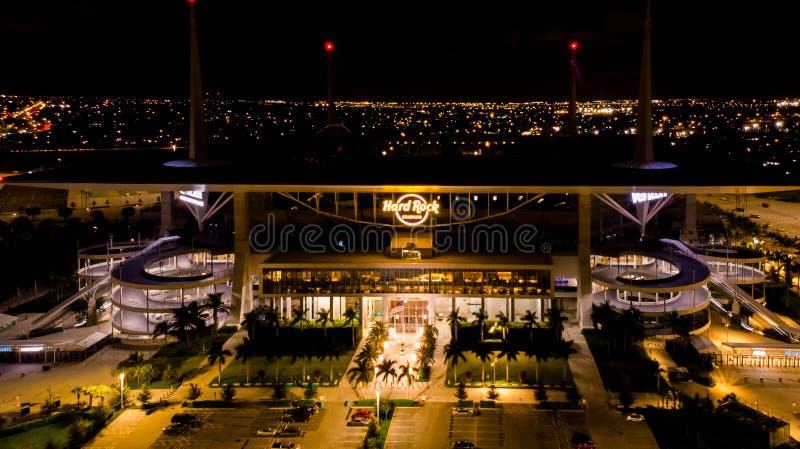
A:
[564,327,660,449]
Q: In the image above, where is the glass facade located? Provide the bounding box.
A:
[261,268,552,297]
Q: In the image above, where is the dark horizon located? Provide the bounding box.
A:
[0,1,798,100]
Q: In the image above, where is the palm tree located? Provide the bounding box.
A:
[554,339,575,382]
[521,310,538,341]
[94,384,111,407]
[235,337,258,383]
[290,306,311,335]
[619,307,645,352]
[133,364,155,387]
[545,307,568,342]
[319,339,344,383]
[525,340,549,385]
[396,361,415,398]
[346,359,373,398]
[207,341,232,384]
[591,301,618,354]
[414,345,435,373]
[444,342,468,385]
[498,339,520,383]
[201,292,230,334]
[263,306,281,337]
[665,311,693,352]
[375,358,397,386]
[169,302,207,346]
[471,344,493,385]
[446,308,466,341]
[241,306,264,340]
[342,306,360,346]
[83,385,99,408]
[368,320,387,343]
[495,311,510,340]
[264,343,283,385]
[316,308,334,337]
[472,308,488,342]
[152,321,170,343]
[355,341,378,366]
[71,386,83,408]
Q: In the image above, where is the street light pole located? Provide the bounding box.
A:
[119,373,125,409]
[376,390,380,422]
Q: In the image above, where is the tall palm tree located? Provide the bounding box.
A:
[619,307,645,352]
[495,311,510,340]
[554,339,575,382]
[152,321,170,342]
[235,337,257,364]
[201,292,230,334]
[290,306,311,335]
[94,384,111,408]
[319,338,344,383]
[71,386,83,408]
[521,310,538,341]
[264,343,283,385]
[414,345,435,373]
[262,306,281,338]
[471,344,493,385]
[375,358,397,386]
[591,301,618,354]
[397,361,415,398]
[368,320,387,343]
[241,305,265,340]
[497,339,520,383]
[316,308,334,337]
[170,302,207,346]
[342,306,360,346]
[472,308,488,342]
[207,341,232,384]
[446,308,466,341]
[346,359,373,398]
[525,340,549,385]
[545,306,568,342]
[444,342,467,385]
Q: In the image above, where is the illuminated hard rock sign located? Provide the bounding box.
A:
[382,194,440,226]
[630,192,668,204]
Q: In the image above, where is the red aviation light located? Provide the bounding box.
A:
[187,0,197,4]
[569,41,579,51]
[324,41,335,52]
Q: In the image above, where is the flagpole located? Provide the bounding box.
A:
[402,300,406,344]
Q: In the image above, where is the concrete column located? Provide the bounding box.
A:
[159,191,174,237]
[230,192,251,327]
[684,193,698,244]
[577,193,593,328]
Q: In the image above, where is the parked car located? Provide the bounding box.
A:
[171,413,201,427]
[351,409,372,420]
[571,432,596,449]
[451,407,477,417]
[162,423,189,434]
[257,426,284,436]
[271,441,299,449]
[626,412,645,422]
[277,426,305,438]
[452,441,475,449]
[347,417,371,426]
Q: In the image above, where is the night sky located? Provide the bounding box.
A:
[0,1,797,100]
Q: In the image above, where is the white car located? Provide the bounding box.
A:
[257,426,282,436]
[451,407,477,417]
[625,412,645,422]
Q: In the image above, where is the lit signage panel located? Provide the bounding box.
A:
[178,190,205,207]
[382,194,440,226]
[630,192,668,204]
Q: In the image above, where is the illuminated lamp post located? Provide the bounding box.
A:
[119,373,125,409]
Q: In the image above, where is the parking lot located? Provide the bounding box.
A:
[382,404,589,449]
[150,407,320,449]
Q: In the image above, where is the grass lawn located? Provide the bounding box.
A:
[445,354,572,387]
[219,350,356,385]
[0,423,71,449]
[582,329,658,392]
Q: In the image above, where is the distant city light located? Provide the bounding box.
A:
[569,41,579,51]
[325,41,334,52]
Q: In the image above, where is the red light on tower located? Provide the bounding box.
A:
[569,41,579,52]
[324,41,335,53]
[187,0,197,4]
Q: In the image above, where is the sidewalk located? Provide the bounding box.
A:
[565,327,660,449]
